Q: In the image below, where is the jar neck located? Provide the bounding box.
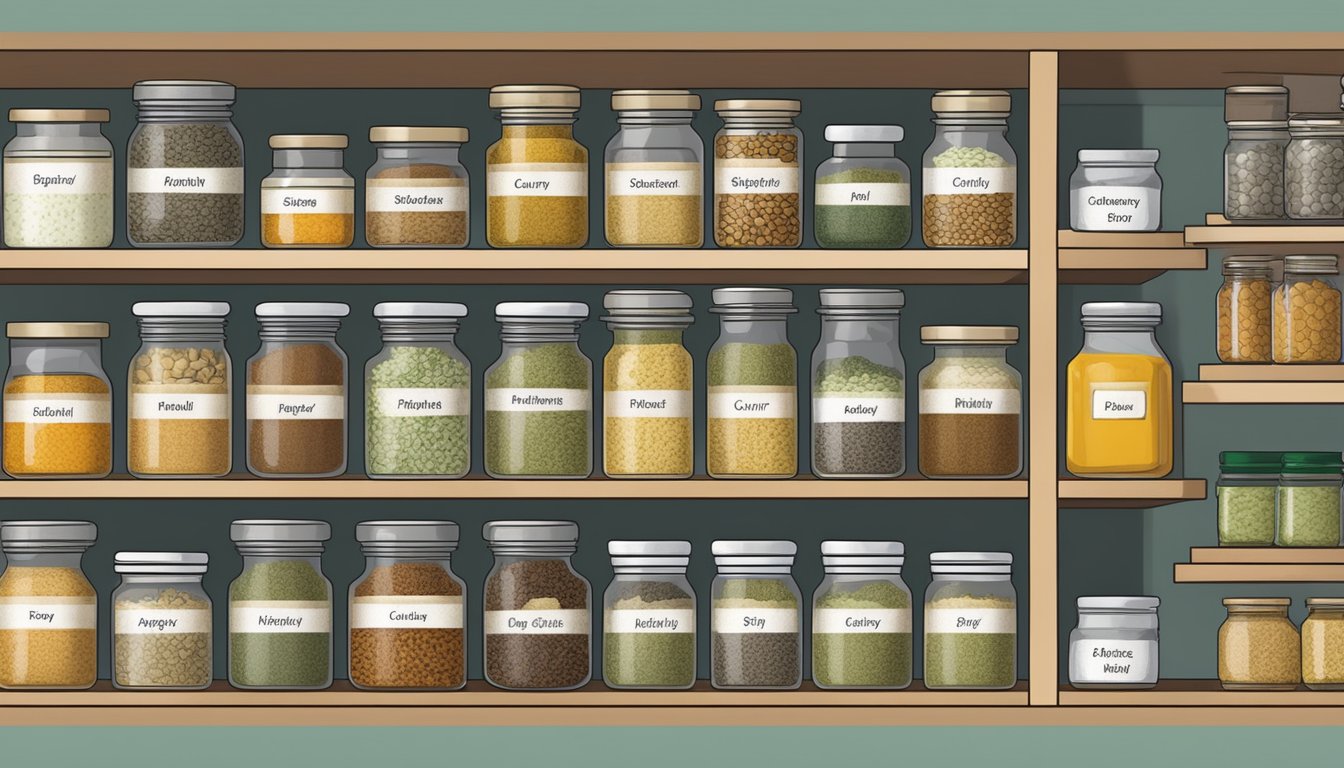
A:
[240,551,326,565]
[821,316,899,344]
[833,143,896,158]
[716,567,793,576]
[273,148,344,169]
[1223,269,1272,281]
[822,567,905,576]
[377,320,461,344]
[10,337,104,370]
[362,553,455,566]
[617,111,694,126]
[3,551,86,567]
[491,549,577,560]
[118,573,206,586]
[1081,326,1163,357]
[717,317,790,343]
[256,319,341,341]
[138,319,227,343]
[612,328,684,345]
[375,144,461,163]
[720,117,796,130]
[1229,127,1288,140]
[498,321,582,344]
[17,123,105,139]
[934,117,1008,132]
[1308,606,1344,617]
[135,105,234,121]
[1077,610,1157,630]
[932,345,1007,361]
[501,120,576,133]
[611,566,689,576]
[1227,606,1289,617]
[931,572,1010,583]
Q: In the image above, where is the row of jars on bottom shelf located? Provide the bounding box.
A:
[1219,597,1344,691]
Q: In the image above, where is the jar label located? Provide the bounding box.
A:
[115,607,211,635]
[261,187,355,215]
[713,607,799,634]
[350,596,464,629]
[4,158,113,195]
[605,389,692,419]
[924,167,1016,195]
[0,597,97,630]
[815,182,910,207]
[605,608,695,633]
[813,608,910,634]
[715,161,800,195]
[131,392,229,420]
[1091,386,1147,420]
[1069,639,1157,684]
[3,393,111,424]
[812,396,904,423]
[487,163,587,197]
[1074,185,1158,231]
[486,388,591,412]
[366,182,468,213]
[919,389,1021,415]
[484,609,589,635]
[607,163,701,197]
[925,607,1016,634]
[246,386,345,420]
[708,387,796,419]
[372,387,469,417]
[127,167,244,195]
[229,600,332,634]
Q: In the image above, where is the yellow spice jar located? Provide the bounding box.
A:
[1218,597,1301,690]
[1273,254,1342,363]
[1302,597,1344,690]
[0,521,98,690]
[1216,256,1274,363]
[486,85,588,248]
[261,134,355,248]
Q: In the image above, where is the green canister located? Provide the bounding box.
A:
[1277,452,1343,547]
[1217,451,1281,546]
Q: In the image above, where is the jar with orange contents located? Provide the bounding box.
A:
[261,135,355,248]
[1273,254,1342,364]
[1216,256,1275,363]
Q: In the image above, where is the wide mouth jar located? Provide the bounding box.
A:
[268,134,349,170]
[601,290,694,332]
[612,90,700,124]
[490,85,581,124]
[484,520,580,557]
[254,302,349,338]
[133,301,229,340]
[495,301,589,341]
[132,80,236,116]
[373,301,467,340]
[230,519,331,556]
[1079,301,1163,329]
[0,520,97,554]
[709,287,798,320]
[930,89,1011,125]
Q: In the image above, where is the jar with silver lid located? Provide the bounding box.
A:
[112,551,212,690]
[710,540,802,690]
[1068,596,1160,689]
[812,540,912,690]
[924,551,1016,690]
[1223,86,1288,221]
[603,540,696,690]
[1286,115,1344,220]
[1069,149,1162,231]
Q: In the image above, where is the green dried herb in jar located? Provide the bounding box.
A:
[815,126,912,249]
[812,541,912,690]
[602,541,696,690]
[1277,451,1343,547]
[924,551,1017,690]
[1217,451,1281,546]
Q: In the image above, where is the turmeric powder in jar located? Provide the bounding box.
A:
[1273,254,1342,363]
[261,135,355,248]
[486,85,588,248]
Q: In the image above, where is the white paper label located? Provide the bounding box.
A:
[246,389,345,420]
[713,607,799,634]
[131,392,228,420]
[372,387,468,417]
[350,596,464,629]
[128,167,244,195]
[3,394,111,424]
[261,187,354,214]
[488,164,587,197]
[0,598,96,630]
[366,184,468,212]
[230,601,331,634]
[484,609,589,635]
[608,164,700,197]
[1073,185,1158,231]
[605,609,695,634]
[815,182,910,206]
[716,164,800,195]
[1070,639,1158,684]
[924,167,1016,195]
[604,390,692,419]
[115,608,211,635]
[919,389,1021,415]
[4,159,112,195]
[1091,387,1148,420]
[925,607,1016,634]
[708,388,796,420]
[813,396,904,423]
[486,388,590,412]
[813,608,911,634]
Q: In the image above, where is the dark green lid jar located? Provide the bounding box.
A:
[1219,451,1283,476]
[1280,451,1343,474]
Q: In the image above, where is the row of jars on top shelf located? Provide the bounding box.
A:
[2,82,1019,250]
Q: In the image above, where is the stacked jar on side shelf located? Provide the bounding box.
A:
[1216,254,1342,365]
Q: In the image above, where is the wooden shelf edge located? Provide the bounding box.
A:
[1174,562,1344,582]
[1056,230,1190,249]
[1187,214,1344,245]
[1182,380,1344,404]
[1057,478,1206,508]
[1190,548,1344,564]
[1197,364,1344,383]
[1061,680,1344,708]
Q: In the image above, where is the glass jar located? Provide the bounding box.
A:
[127,80,244,247]
[245,302,350,478]
[365,126,469,248]
[1217,451,1282,547]
[365,302,471,479]
[1286,115,1344,220]
[112,551,212,690]
[712,99,803,248]
[228,519,333,690]
[1067,596,1160,689]
[924,551,1017,690]
[812,541,912,690]
[1217,256,1275,363]
[815,125,911,249]
[3,108,114,248]
[603,540,696,690]
[483,520,592,691]
[1273,254,1341,364]
[1066,302,1173,478]
[128,301,232,478]
[0,521,97,690]
[1224,86,1287,219]
[1302,597,1344,691]
[486,85,588,248]
[1277,451,1342,547]
[707,287,799,478]
[1069,149,1162,232]
[349,521,465,691]
[922,90,1016,248]
[261,134,354,248]
[604,90,704,248]
[710,540,801,690]
[917,325,1022,479]
[484,302,592,478]
[1218,597,1300,690]
[3,322,112,479]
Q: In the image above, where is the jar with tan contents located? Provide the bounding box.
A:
[486,85,588,248]
[1302,598,1344,690]
[1216,256,1275,363]
[365,126,469,248]
[261,135,354,248]
[604,90,704,247]
[1273,254,1341,363]
[922,90,1017,248]
[713,100,802,248]
[0,521,98,690]
[1218,597,1301,690]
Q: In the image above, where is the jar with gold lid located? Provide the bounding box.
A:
[486,85,588,248]
[1218,597,1300,690]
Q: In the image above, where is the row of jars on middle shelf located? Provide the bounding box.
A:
[1217,451,1344,548]
[1217,254,1343,364]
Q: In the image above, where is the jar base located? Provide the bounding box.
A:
[1219,682,1299,691]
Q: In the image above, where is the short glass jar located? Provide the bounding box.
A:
[3,322,112,479]
[815,125,911,249]
[365,126,470,248]
[1286,115,1344,220]
[713,99,803,248]
[917,325,1022,479]
[924,551,1017,690]
[245,302,350,478]
[112,551,212,690]
[1302,597,1344,691]
[365,302,471,479]
[1216,256,1275,363]
[1276,451,1342,547]
[1069,149,1162,232]
[604,90,704,248]
[1217,451,1281,547]
[812,541,912,690]
[261,134,355,248]
[1218,597,1300,690]
[1067,596,1160,689]
[4,108,114,248]
[603,540,696,690]
[486,85,588,248]
[1273,254,1341,364]
[922,90,1017,248]
[710,540,802,690]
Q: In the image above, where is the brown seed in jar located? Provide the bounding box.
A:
[922,193,1015,247]
[715,133,800,248]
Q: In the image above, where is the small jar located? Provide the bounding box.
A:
[917,326,1022,479]
[0,521,98,690]
[245,302,350,478]
[1217,451,1282,547]
[712,99,803,248]
[922,90,1017,248]
[924,551,1017,690]
[604,90,704,248]
[1217,256,1275,363]
[1302,597,1344,691]
[3,108,114,248]
[1218,597,1300,690]
[1273,254,1341,364]
[812,541,912,690]
[484,302,592,478]
[228,519,333,690]
[603,540,696,690]
[261,134,355,248]
[812,288,906,479]
[128,301,232,478]
[710,540,802,690]
[365,302,471,479]
[486,85,588,248]
[1069,150,1162,232]
[814,125,912,249]
[349,521,466,691]
[1276,451,1342,547]
[365,126,470,248]
[3,322,112,479]
[112,551,212,690]
[482,520,592,691]
[127,80,244,247]
[1067,596,1160,689]
[1286,115,1344,220]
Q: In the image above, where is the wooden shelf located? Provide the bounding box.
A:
[1197,364,1344,382]
[1058,230,1207,284]
[1176,548,1344,582]
[1189,547,1344,564]
[1061,679,1344,707]
[1185,213,1344,246]
[1183,378,1344,404]
[1057,478,1206,508]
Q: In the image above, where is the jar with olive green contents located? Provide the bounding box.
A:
[486,85,588,248]
[1273,254,1341,364]
[1216,451,1280,547]
[922,90,1017,248]
[924,552,1016,690]
[1302,598,1344,690]
[713,100,802,248]
[1218,598,1300,690]
[1276,452,1342,547]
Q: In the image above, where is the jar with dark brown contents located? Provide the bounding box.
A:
[713,100,802,248]
[918,326,1022,479]
[245,302,350,478]
[365,126,469,248]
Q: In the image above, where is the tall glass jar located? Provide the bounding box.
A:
[917,326,1022,479]
[924,551,1017,690]
[365,126,470,248]
[261,135,355,248]
[1218,597,1300,690]
[245,302,350,478]
[603,540,696,690]
[604,90,704,248]
[1286,115,1344,220]
[484,302,592,478]
[1225,97,1288,221]
[815,125,911,249]
[1217,256,1275,363]
[713,99,803,248]
[3,322,112,479]
[812,541,912,690]
[812,288,905,478]
[1217,451,1282,547]
[1068,149,1162,232]
[1302,597,1344,691]
[365,302,470,479]
[922,90,1017,248]
[4,108,114,248]
[1273,254,1341,364]
[112,551,212,690]
[1276,451,1343,547]
[1067,596,1160,689]
[710,540,802,690]
[486,85,588,248]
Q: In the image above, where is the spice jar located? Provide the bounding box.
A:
[603,540,696,690]
[1276,451,1342,547]
[922,90,1017,248]
[261,134,355,248]
[1273,254,1341,364]
[601,290,694,479]
[127,80,244,247]
[112,551,212,690]
[815,125,911,249]
[349,521,465,691]
[1066,302,1173,478]
[0,521,97,690]
[924,551,1017,690]
[1223,86,1289,221]
[245,302,350,478]
[710,540,802,690]
[128,301,232,478]
[812,541,912,690]
[3,322,112,479]
[365,302,470,479]
[812,288,905,478]
[917,326,1022,479]
[1302,597,1344,690]
[1068,150,1162,232]
[1217,451,1282,547]
[228,519,333,690]
[1067,596,1160,689]
[486,85,588,248]
[3,109,114,248]
[1287,115,1344,220]
[485,302,592,478]
[604,90,704,248]
[1218,597,1300,690]
[483,520,592,691]
[1217,256,1275,363]
[712,99,803,248]
[365,126,469,248]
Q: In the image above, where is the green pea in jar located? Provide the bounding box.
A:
[1277,451,1343,547]
[1216,451,1281,546]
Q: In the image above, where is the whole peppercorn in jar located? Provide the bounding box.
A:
[1273,254,1341,364]
[486,85,588,248]
[922,90,1017,248]
[713,99,803,248]
[1276,451,1342,548]
[1286,115,1344,220]
[0,521,98,690]
[603,540,697,690]
[918,325,1022,479]
[925,552,1017,690]
[1302,597,1344,690]
[812,541,912,690]
[1216,451,1282,547]
[604,90,704,248]
[365,126,470,248]
[4,108,114,248]
[1216,256,1275,364]
[261,134,355,248]
[112,552,212,690]
[1218,597,1300,690]
[1223,86,1289,221]
[710,540,802,690]
[814,125,911,249]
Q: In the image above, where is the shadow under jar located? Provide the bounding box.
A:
[710,539,802,690]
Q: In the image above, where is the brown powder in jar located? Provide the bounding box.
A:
[247,343,345,476]
[714,133,801,248]
[484,558,590,689]
[366,163,468,247]
[919,413,1021,477]
[350,562,465,690]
